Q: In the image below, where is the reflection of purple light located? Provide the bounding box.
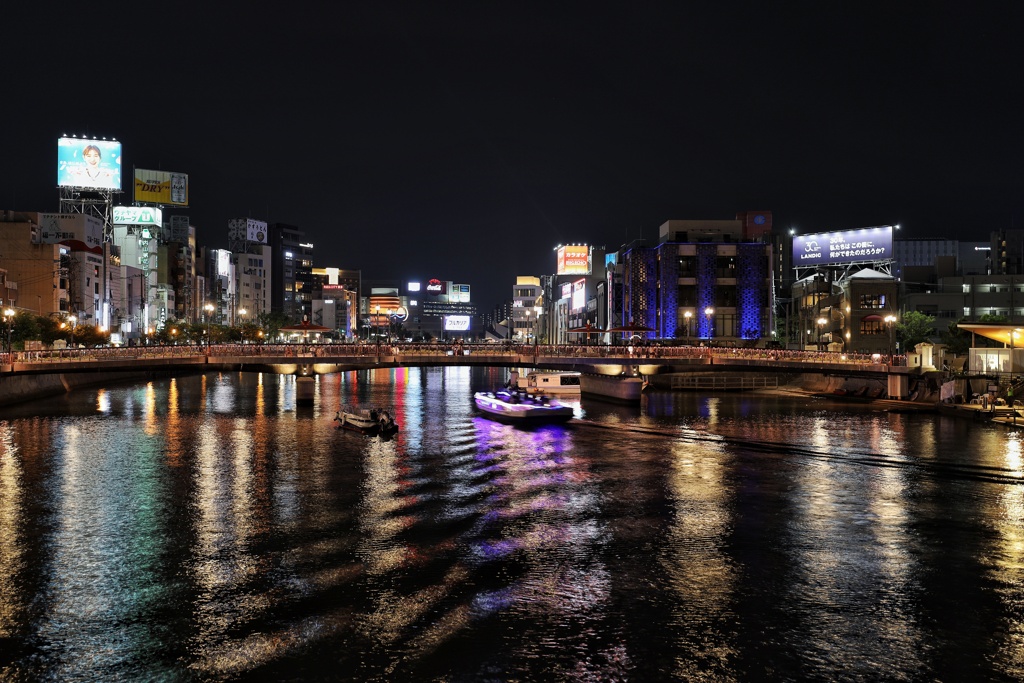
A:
[473,588,515,614]
[475,538,521,558]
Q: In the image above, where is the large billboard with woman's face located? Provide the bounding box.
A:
[57,137,122,190]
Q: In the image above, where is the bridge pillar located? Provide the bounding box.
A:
[887,373,908,400]
[296,376,316,405]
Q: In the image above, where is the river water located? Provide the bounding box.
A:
[0,366,1021,682]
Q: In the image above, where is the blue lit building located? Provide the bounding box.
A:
[614,213,774,343]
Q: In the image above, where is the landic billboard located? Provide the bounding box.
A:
[792,226,893,267]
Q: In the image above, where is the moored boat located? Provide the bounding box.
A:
[334,407,399,435]
[517,370,582,395]
[474,389,574,423]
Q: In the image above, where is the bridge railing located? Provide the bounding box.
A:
[3,342,908,369]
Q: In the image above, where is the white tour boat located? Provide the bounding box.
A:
[474,389,574,424]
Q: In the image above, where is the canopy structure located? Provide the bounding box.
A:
[957,323,1024,347]
[567,323,606,334]
[568,322,606,345]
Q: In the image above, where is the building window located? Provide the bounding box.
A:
[860,320,886,335]
[859,294,887,309]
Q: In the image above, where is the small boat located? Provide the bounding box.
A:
[474,389,574,423]
[518,370,582,395]
[334,408,399,436]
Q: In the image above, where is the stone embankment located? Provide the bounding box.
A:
[0,369,194,408]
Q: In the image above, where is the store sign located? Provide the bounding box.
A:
[113,206,163,226]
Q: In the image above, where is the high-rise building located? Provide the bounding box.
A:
[269,222,313,323]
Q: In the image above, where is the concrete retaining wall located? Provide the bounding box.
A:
[0,369,196,408]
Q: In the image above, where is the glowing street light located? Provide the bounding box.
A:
[3,307,14,354]
[704,307,714,340]
[204,303,214,349]
[67,315,76,348]
[684,310,692,343]
[884,314,897,360]
[817,316,828,350]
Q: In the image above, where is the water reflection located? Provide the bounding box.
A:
[2,373,1024,680]
[662,432,737,679]
[0,422,25,647]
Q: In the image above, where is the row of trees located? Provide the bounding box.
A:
[902,310,1011,357]
[2,311,301,350]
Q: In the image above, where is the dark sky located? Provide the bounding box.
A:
[5,2,1024,309]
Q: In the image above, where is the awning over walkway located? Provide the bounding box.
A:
[957,323,1024,347]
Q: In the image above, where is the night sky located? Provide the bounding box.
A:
[5,3,1024,309]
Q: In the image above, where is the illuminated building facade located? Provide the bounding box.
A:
[616,214,774,341]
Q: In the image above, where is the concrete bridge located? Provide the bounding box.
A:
[0,343,928,407]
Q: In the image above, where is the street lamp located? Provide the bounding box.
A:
[884,314,897,360]
[817,316,828,350]
[704,307,714,341]
[67,315,76,348]
[3,307,13,354]
[684,310,692,344]
[204,303,214,349]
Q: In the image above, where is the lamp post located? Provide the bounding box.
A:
[817,316,828,351]
[885,314,897,361]
[3,307,13,354]
[67,315,76,349]
[704,307,714,342]
[684,310,692,344]
[204,303,214,350]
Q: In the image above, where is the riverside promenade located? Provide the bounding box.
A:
[0,342,926,407]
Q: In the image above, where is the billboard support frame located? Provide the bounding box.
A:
[59,186,115,242]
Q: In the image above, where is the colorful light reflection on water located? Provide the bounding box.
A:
[0,367,1022,681]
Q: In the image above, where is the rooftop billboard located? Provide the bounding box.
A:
[57,137,122,190]
[134,169,189,206]
[38,213,103,249]
[557,245,590,275]
[792,226,894,267]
